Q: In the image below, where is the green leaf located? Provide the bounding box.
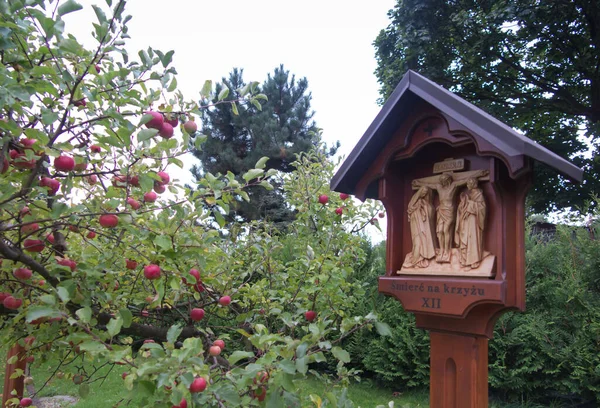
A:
[279,359,296,375]
[242,168,264,182]
[26,306,59,323]
[295,356,308,374]
[259,180,274,190]
[167,324,183,344]
[200,80,212,98]
[41,111,59,125]
[331,347,350,363]
[107,317,123,337]
[76,307,92,324]
[79,383,90,398]
[56,287,71,302]
[218,87,229,101]
[213,210,225,228]
[375,321,392,336]
[255,156,269,169]
[231,101,239,115]
[137,128,158,142]
[227,351,254,365]
[78,341,106,352]
[120,308,132,328]
[58,0,82,16]
[167,77,177,92]
[153,235,171,250]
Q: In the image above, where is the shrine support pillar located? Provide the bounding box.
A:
[429,331,488,408]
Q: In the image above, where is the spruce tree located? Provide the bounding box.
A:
[191,65,338,227]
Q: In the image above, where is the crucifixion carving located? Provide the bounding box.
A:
[402,169,489,273]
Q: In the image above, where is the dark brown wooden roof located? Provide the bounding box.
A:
[331,70,584,195]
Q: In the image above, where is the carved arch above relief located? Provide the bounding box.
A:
[354,109,530,200]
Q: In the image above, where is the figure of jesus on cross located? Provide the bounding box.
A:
[412,169,489,263]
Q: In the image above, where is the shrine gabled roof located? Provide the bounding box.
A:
[331,70,584,195]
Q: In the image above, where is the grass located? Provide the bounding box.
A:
[0,345,427,407]
[1,347,575,407]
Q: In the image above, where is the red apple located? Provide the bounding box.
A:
[90,145,101,153]
[141,310,149,317]
[94,64,101,74]
[143,264,161,280]
[183,121,197,134]
[0,292,9,303]
[126,259,138,270]
[213,339,225,350]
[99,214,119,228]
[14,268,32,280]
[194,282,205,293]
[112,175,128,188]
[20,223,39,234]
[254,371,269,384]
[24,336,35,346]
[190,308,205,322]
[19,397,33,407]
[86,175,98,185]
[20,138,36,148]
[153,182,166,194]
[127,197,141,210]
[144,111,164,130]
[157,171,170,184]
[305,310,317,322]
[54,155,75,172]
[189,377,207,393]
[252,387,267,402]
[166,116,178,127]
[158,122,174,139]
[46,234,55,244]
[219,296,231,306]
[143,339,155,344]
[318,194,328,205]
[86,230,96,239]
[143,191,157,202]
[130,175,140,187]
[74,161,88,171]
[20,206,31,216]
[177,397,188,408]
[121,372,128,380]
[57,258,77,271]
[3,296,23,309]
[339,193,350,200]
[40,177,60,195]
[335,207,343,216]
[23,239,44,252]
[69,225,79,233]
[73,98,86,107]
[186,268,200,284]
[378,212,385,218]
[209,345,221,356]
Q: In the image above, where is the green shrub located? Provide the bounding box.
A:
[348,223,600,404]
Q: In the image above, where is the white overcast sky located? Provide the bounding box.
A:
[65,0,395,240]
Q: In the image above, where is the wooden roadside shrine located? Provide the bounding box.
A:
[331,70,583,408]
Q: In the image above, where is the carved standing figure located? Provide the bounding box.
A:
[403,186,436,268]
[455,178,486,268]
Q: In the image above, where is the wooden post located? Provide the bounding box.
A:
[2,344,26,407]
[429,332,488,408]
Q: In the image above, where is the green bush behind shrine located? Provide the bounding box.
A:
[346,221,600,404]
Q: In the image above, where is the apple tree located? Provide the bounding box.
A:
[0,1,388,407]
